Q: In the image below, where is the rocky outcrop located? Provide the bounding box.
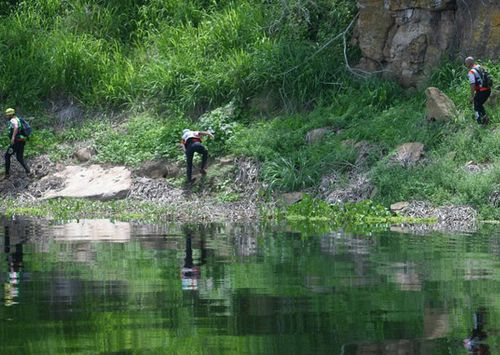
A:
[42,165,132,201]
[425,87,457,121]
[354,0,500,87]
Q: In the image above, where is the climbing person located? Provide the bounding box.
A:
[180,128,214,183]
[465,57,492,125]
[4,108,30,179]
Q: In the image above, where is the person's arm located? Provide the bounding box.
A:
[197,131,214,139]
[468,70,476,103]
[180,140,186,153]
[10,119,18,145]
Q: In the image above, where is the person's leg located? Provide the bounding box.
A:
[14,141,30,174]
[185,145,195,182]
[474,91,490,124]
[4,146,14,176]
[193,143,208,174]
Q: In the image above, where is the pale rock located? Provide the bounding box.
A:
[392,142,425,166]
[425,87,457,121]
[74,147,96,162]
[42,165,132,201]
[279,192,305,206]
[391,201,410,212]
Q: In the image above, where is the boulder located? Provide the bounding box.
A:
[279,192,305,206]
[425,87,457,122]
[391,201,410,213]
[42,165,132,201]
[74,147,96,162]
[135,160,169,179]
[391,142,425,166]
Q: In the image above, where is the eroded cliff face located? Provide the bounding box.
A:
[354,0,500,87]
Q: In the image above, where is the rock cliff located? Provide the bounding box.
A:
[354,0,500,87]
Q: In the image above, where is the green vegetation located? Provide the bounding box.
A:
[281,195,436,234]
[0,0,356,111]
[0,0,498,222]
[2,197,175,223]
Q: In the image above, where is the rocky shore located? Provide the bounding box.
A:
[0,155,263,222]
[0,154,483,231]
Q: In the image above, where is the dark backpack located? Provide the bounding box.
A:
[474,67,493,89]
[17,116,32,137]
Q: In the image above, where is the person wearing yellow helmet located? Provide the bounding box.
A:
[4,108,31,178]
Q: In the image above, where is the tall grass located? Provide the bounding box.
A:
[0,0,357,112]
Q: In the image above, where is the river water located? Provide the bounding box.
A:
[0,218,498,354]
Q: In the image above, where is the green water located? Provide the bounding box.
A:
[0,218,499,354]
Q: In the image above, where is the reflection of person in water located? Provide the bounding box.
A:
[3,225,24,306]
[180,226,207,291]
[464,308,490,354]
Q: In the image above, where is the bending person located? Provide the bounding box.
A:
[180,128,214,183]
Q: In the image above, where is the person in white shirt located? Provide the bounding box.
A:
[465,57,492,125]
[180,129,214,183]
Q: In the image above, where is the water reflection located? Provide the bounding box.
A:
[0,218,498,354]
[52,219,132,242]
[3,225,25,307]
[464,308,490,354]
[181,225,208,291]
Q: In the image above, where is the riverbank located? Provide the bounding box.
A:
[0,154,263,223]
[0,153,487,233]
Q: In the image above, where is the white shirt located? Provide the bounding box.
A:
[182,130,199,141]
[467,65,481,85]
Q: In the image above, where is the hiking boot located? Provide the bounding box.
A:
[482,116,490,125]
[200,168,207,175]
[188,177,197,184]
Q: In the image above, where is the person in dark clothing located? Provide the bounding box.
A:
[180,128,214,183]
[465,57,492,125]
[4,108,30,178]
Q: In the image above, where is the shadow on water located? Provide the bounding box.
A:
[0,216,499,354]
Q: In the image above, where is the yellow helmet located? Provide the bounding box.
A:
[5,108,15,115]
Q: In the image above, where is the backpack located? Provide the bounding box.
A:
[17,116,32,137]
[474,66,493,89]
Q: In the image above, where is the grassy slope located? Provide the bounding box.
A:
[0,1,498,220]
